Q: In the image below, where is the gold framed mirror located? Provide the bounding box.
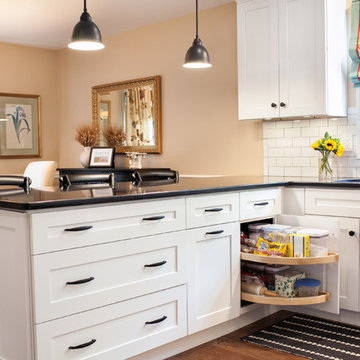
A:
[92,75,162,153]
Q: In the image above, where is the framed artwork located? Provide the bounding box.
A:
[89,147,114,167]
[0,93,41,158]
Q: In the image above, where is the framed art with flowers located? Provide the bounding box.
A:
[0,93,41,158]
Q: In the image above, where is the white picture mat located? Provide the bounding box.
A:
[5,104,33,149]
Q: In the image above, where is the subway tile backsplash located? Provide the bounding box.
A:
[263,111,359,178]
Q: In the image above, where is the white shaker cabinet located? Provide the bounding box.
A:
[236,0,346,120]
[186,223,240,334]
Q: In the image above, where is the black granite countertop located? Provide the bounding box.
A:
[0,176,360,211]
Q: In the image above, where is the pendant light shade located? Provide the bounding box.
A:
[183,0,212,68]
[68,0,104,51]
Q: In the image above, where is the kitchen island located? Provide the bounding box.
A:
[1,176,360,360]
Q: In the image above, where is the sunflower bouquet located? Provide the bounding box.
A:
[311,132,344,179]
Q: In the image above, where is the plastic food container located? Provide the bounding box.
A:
[264,265,290,290]
[244,261,265,272]
[262,224,293,242]
[309,244,328,257]
[248,223,270,240]
[299,228,329,257]
[295,278,321,297]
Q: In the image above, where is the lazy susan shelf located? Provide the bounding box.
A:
[240,252,339,265]
[241,291,330,305]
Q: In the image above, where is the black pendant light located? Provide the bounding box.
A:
[68,0,105,51]
[183,0,212,68]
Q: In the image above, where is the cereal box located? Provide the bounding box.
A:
[287,234,310,257]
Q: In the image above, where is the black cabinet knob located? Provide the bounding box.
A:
[349,231,355,237]
[271,103,277,108]
[280,102,286,107]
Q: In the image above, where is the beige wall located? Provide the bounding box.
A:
[58,3,263,176]
[0,42,59,174]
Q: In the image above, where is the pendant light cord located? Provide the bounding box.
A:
[196,0,199,39]
[84,0,87,12]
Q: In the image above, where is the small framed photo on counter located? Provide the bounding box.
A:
[89,147,114,167]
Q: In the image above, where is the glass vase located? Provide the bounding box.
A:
[318,153,333,182]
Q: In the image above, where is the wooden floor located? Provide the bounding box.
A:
[167,311,307,360]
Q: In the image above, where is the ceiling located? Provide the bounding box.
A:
[0,0,234,49]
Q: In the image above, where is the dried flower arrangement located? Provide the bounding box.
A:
[103,126,126,148]
[75,125,99,147]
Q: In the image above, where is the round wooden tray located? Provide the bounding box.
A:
[241,291,330,305]
[240,252,338,265]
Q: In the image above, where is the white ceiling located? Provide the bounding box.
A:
[0,0,234,49]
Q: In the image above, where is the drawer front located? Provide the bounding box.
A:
[186,193,239,228]
[35,286,187,360]
[33,231,187,323]
[31,198,186,254]
[305,188,360,218]
[239,188,281,220]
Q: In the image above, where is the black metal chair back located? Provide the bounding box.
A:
[0,175,32,195]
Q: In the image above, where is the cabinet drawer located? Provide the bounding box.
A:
[305,188,360,218]
[31,198,186,254]
[239,188,281,220]
[35,285,187,360]
[33,231,187,324]
[186,193,239,228]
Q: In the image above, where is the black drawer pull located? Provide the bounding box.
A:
[66,277,95,285]
[64,225,93,232]
[206,230,224,235]
[254,202,269,206]
[142,216,165,221]
[204,208,223,213]
[145,315,167,325]
[68,339,96,350]
[349,231,355,237]
[144,260,167,268]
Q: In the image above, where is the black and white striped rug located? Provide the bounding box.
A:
[242,314,360,360]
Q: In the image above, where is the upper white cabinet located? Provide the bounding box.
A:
[236,0,347,120]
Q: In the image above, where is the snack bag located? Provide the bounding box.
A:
[254,238,287,257]
[255,238,270,251]
[268,242,287,257]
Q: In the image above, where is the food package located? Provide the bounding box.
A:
[254,238,287,257]
[241,237,257,248]
[241,271,265,287]
[241,244,254,253]
[287,234,310,258]
[275,270,305,298]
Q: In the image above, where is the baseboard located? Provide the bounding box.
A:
[283,306,360,327]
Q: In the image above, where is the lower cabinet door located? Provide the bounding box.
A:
[35,286,187,360]
[279,214,360,313]
[186,222,240,334]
